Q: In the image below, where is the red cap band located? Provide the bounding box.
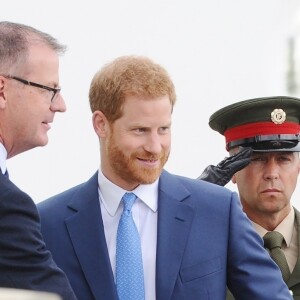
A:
[224,121,300,144]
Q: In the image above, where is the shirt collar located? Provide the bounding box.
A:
[98,170,159,216]
[252,208,295,247]
[0,143,7,174]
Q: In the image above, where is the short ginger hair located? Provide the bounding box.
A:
[89,55,176,122]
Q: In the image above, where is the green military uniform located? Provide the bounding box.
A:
[289,208,300,299]
[226,207,300,299]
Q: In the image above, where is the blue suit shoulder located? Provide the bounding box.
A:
[37,172,99,221]
[160,170,236,206]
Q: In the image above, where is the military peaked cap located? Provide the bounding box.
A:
[209,96,300,152]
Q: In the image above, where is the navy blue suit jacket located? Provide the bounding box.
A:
[38,170,292,300]
[0,172,76,300]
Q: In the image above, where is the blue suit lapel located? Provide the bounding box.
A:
[156,171,194,300]
[65,172,118,300]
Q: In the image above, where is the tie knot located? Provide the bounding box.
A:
[263,231,284,250]
[122,192,137,213]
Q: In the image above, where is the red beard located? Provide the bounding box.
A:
[107,135,169,185]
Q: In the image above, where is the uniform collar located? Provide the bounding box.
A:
[252,208,295,246]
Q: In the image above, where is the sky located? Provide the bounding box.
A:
[4,0,300,209]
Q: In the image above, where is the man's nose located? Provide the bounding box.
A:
[144,133,162,154]
[263,159,280,180]
[50,93,66,113]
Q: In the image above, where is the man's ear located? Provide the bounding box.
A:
[0,76,7,109]
[231,174,237,184]
[92,110,109,138]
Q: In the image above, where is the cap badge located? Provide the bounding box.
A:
[271,108,286,124]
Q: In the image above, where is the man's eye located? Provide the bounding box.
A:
[251,157,264,162]
[159,127,170,134]
[278,156,291,161]
[135,128,146,133]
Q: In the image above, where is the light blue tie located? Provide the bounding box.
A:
[116,192,145,300]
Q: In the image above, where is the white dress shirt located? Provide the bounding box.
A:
[98,170,158,300]
[0,143,7,174]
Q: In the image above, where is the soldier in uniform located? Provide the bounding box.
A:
[200,96,300,299]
